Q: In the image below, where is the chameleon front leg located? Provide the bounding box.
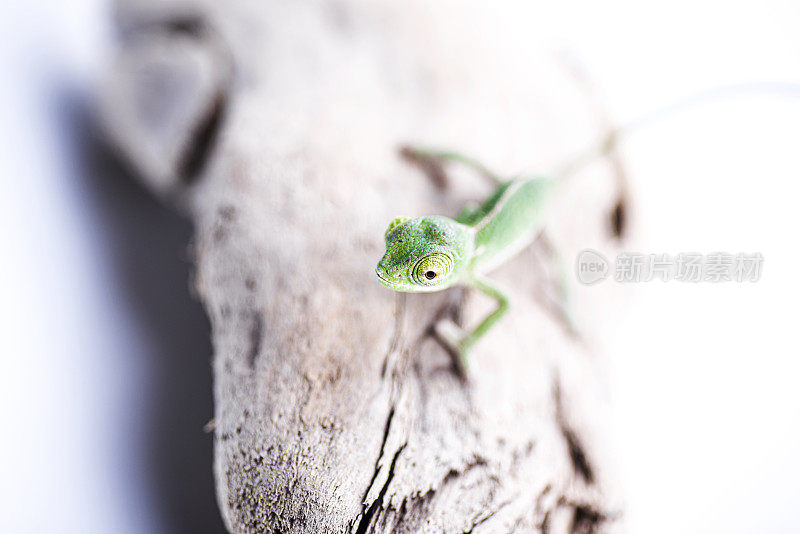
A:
[434,276,510,372]
[400,146,503,187]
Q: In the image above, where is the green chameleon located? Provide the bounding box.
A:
[375,83,800,370]
[375,147,597,369]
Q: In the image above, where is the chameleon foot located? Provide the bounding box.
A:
[433,318,471,375]
[400,146,502,188]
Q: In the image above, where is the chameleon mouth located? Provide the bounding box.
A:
[375,268,391,286]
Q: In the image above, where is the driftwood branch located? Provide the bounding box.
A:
[101,1,631,532]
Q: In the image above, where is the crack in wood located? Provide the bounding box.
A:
[247,311,264,369]
[442,455,488,485]
[553,379,595,484]
[177,89,228,184]
[609,196,627,240]
[462,497,513,533]
[570,503,610,534]
[538,495,619,534]
[353,441,407,534]
[359,406,396,507]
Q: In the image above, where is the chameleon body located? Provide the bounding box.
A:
[375,150,558,368]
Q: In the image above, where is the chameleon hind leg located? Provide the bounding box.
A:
[400,146,502,187]
[434,276,510,373]
[532,232,580,338]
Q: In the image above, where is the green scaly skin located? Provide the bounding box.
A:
[375,149,558,370]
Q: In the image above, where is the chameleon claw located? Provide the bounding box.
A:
[433,318,471,376]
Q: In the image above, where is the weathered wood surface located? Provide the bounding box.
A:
[101,1,631,532]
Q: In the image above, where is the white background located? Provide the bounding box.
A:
[1,1,799,533]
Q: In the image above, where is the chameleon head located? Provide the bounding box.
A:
[375,215,474,293]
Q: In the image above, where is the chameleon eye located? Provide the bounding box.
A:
[412,253,453,285]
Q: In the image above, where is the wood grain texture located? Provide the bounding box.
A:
[101,1,632,532]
